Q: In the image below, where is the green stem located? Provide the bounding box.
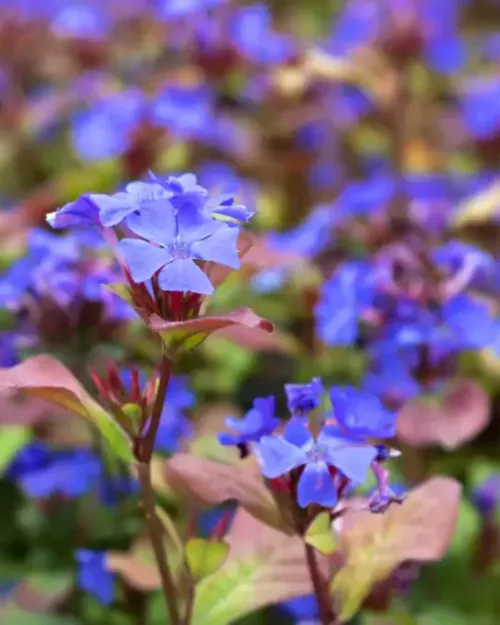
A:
[141,355,172,462]
[138,462,180,625]
[136,355,180,625]
[305,543,336,625]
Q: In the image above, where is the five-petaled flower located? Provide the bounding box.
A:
[256,418,377,508]
[118,200,240,295]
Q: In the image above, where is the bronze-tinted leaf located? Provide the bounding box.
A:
[331,477,462,622]
[165,454,294,533]
[191,509,330,625]
[0,356,133,462]
[149,307,274,352]
[397,380,489,450]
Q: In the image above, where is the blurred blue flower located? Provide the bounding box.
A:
[158,0,225,19]
[51,5,109,39]
[472,475,500,516]
[230,4,295,64]
[118,200,240,294]
[218,395,279,446]
[461,78,500,139]
[285,378,324,417]
[155,405,193,453]
[152,85,214,138]
[315,261,374,345]
[256,419,376,508]
[0,333,19,367]
[280,595,319,622]
[75,550,115,605]
[71,90,145,161]
[328,386,396,438]
[268,203,336,258]
[327,0,466,74]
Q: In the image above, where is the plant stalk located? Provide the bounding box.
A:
[305,542,336,625]
[138,462,180,625]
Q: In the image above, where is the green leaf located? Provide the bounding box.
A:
[0,426,31,476]
[0,356,134,463]
[191,510,324,625]
[331,477,461,622]
[186,538,229,580]
[304,512,338,555]
[103,282,134,307]
[0,608,79,625]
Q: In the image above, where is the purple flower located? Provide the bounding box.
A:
[329,386,396,438]
[315,261,374,345]
[218,396,279,446]
[51,5,109,39]
[75,550,115,605]
[118,201,240,294]
[158,0,225,19]
[461,78,500,139]
[256,419,376,508]
[47,195,103,229]
[152,85,215,138]
[267,203,337,258]
[229,4,295,64]
[71,90,145,161]
[285,378,324,417]
[472,475,500,516]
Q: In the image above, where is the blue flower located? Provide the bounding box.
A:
[285,378,324,417]
[328,387,396,438]
[461,78,500,139]
[75,550,115,605]
[51,5,109,39]
[219,396,279,446]
[267,204,337,258]
[280,595,319,621]
[256,419,376,508]
[47,195,102,229]
[166,375,196,409]
[158,0,225,19]
[315,261,374,345]
[0,333,19,367]
[71,90,145,161]
[152,85,214,138]
[16,449,102,499]
[117,200,240,294]
[155,405,193,453]
[363,355,420,405]
[229,4,294,64]
[99,474,139,507]
[472,475,500,516]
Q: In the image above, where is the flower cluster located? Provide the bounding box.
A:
[220,379,400,511]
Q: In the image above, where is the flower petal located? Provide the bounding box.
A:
[126,200,177,245]
[297,461,337,508]
[319,432,377,484]
[255,435,307,479]
[158,258,214,294]
[191,225,240,268]
[284,418,314,449]
[118,239,171,283]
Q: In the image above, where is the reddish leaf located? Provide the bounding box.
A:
[165,454,294,533]
[0,391,53,426]
[0,356,133,462]
[397,380,490,450]
[331,477,462,622]
[191,509,332,625]
[239,232,304,270]
[149,307,274,351]
[211,324,296,353]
